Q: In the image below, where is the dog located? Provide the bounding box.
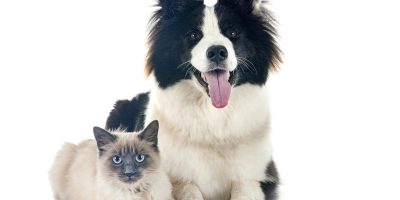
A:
[106,0,281,199]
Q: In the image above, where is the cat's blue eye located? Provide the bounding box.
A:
[112,155,122,164]
[135,154,145,163]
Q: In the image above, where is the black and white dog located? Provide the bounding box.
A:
[106,0,280,199]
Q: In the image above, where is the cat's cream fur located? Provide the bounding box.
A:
[49,130,172,200]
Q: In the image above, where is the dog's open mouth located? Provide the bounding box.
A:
[194,70,234,108]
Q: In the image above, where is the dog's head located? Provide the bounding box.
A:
[146,0,280,108]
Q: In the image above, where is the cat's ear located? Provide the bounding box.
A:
[93,127,116,151]
[139,120,159,149]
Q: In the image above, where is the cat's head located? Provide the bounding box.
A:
[93,120,160,185]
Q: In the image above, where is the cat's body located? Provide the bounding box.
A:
[49,121,172,200]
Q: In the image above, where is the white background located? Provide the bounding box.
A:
[1,0,399,199]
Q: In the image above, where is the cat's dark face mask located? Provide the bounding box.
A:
[108,151,150,183]
[93,121,160,185]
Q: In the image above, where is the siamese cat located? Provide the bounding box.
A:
[49,121,173,200]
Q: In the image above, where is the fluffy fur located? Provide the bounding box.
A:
[145,79,276,200]
[107,0,280,199]
[49,123,172,200]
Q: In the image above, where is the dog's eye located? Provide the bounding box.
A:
[188,30,203,41]
[135,154,145,163]
[226,28,240,39]
[112,155,122,164]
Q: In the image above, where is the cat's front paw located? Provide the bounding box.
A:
[231,181,264,200]
[231,195,263,200]
[172,182,204,200]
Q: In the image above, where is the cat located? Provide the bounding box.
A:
[49,120,173,200]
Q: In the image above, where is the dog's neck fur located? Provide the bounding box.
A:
[146,76,271,146]
[145,76,273,200]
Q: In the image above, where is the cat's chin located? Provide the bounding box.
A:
[120,176,141,184]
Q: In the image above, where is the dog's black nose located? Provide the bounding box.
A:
[207,45,228,63]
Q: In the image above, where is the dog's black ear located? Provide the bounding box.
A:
[157,0,202,18]
[219,0,262,14]
[158,0,186,18]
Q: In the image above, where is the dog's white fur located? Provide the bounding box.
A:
[145,76,273,200]
[190,7,237,73]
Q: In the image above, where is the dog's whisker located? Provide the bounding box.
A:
[184,66,195,79]
[237,57,258,75]
[237,61,246,74]
[176,61,191,69]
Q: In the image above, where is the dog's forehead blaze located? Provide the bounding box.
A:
[204,0,218,7]
[202,7,220,35]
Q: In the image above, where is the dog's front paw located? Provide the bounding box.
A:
[173,182,204,200]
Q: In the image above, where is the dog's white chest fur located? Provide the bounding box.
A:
[146,80,273,200]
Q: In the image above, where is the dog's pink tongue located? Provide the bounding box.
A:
[205,71,231,108]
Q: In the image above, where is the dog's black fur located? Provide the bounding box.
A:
[106,92,149,132]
